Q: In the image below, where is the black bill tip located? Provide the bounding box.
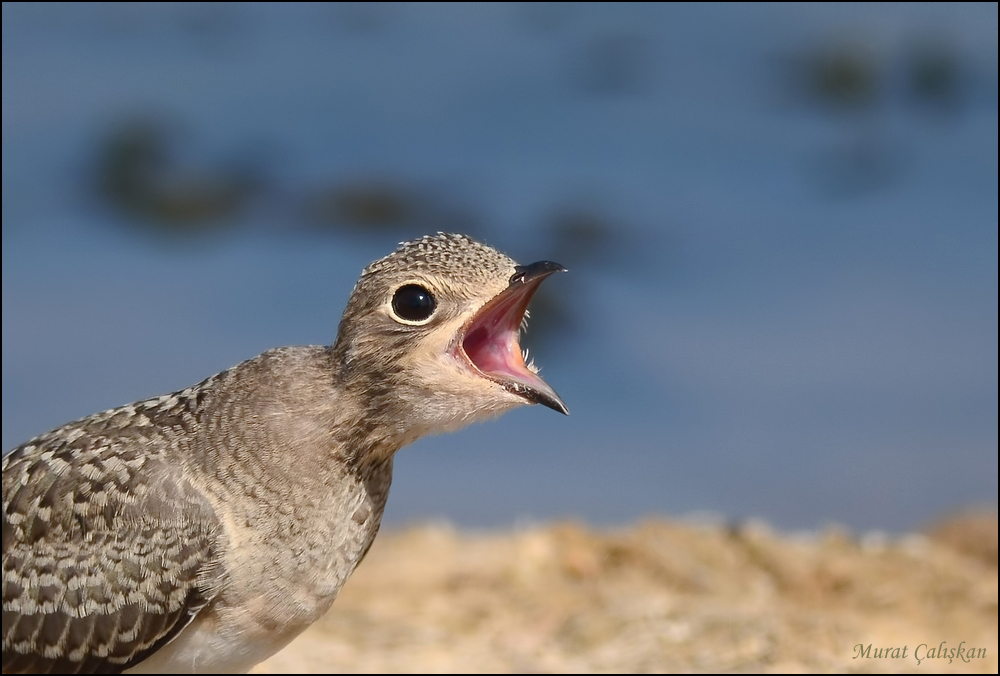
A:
[510,261,567,286]
[512,382,570,415]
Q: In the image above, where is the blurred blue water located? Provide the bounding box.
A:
[3,3,997,532]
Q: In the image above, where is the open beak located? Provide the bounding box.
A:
[457,261,568,415]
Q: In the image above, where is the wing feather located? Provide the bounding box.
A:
[3,399,225,674]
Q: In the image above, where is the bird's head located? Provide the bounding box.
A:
[332,233,567,442]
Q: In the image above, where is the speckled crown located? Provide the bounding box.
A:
[361,233,517,287]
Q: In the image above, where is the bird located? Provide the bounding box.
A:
[2,233,567,674]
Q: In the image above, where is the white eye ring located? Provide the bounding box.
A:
[389,283,437,325]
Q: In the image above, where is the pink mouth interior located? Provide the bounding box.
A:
[462,285,540,388]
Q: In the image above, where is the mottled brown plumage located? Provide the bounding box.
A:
[2,233,566,674]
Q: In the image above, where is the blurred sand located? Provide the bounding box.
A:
[254,509,997,673]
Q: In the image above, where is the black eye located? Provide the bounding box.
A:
[391,284,436,322]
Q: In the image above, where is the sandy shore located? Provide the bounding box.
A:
[254,510,997,673]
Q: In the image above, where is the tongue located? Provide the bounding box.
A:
[463,324,526,380]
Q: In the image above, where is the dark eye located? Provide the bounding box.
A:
[391,284,436,322]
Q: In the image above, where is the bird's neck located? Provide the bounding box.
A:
[187,346,401,503]
[183,347,399,633]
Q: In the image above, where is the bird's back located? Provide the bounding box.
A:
[2,346,391,674]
